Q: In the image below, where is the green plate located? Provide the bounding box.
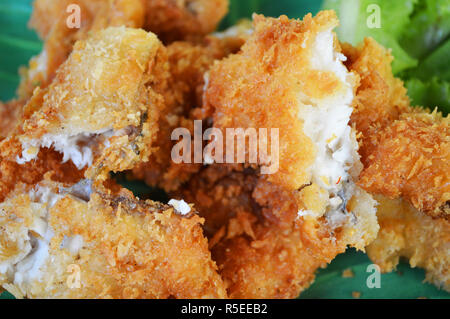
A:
[0,0,448,299]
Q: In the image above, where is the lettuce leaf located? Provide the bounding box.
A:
[407,39,450,81]
[400,0,450,60]
[323,0,450,113]
[323,0,419,73]
[405,78,450,114]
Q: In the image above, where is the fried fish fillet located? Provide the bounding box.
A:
[343,38,449,219]
[2,27,167,181]
[343,37,450,290]
[203,12,362,199]
[20,0,146,99]
[366,195,449,291]
[176,164,377,298]
[19,0,229,99]
[202,12,376,238]
[0,179,227,298]
[359,111,449,219]
[172,12,379,298]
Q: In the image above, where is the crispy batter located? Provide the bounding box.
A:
[0,180,227,298]
[20,0,146,99]
[345,38,449,219]
[203,11,358,191]
[20,0,229,99]
[342,38,412,164]
[176,164,377,298]
[366,195,449,291]
[345,38,449,290]
[359,112,449,219]
[2,27,167,181]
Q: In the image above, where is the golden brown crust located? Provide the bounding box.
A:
[175,164,343,298]
[20,0,146,99]
[20,0,229,99]
[345,38,449,219]
[366,195,449,291]
[343,38,412,164]
[203,11,353,191]
[359,112,449,219]
[174,164,377,298]
[3,27,167,181]
[0,181,227,298]
[345,38,449,290]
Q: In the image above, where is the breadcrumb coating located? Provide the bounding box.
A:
[366,195,449,291]
[359,111,449,219]
[0,180,227,298]
[2,27,167,181]
[20,0,146,99]
[19,0,229,99]
[344,38,449,219]
[344,38,449,290]
[203,11,358,192]
[0,100,23,139]
[342,38,412,164]
[175,164,378,298]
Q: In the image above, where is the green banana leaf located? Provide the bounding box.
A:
[0,0,448,299]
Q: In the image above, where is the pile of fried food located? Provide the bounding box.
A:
[0,0,448,299]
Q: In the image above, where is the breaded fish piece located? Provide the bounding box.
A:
[342,38,411,164]
[359,111,449,219]
[344,38,449,219]
[20,0,146,99]
[202,12,376,231]
[179,12,379,298]
[203,12,363,202]
[0,179,227,299]
[19,0,229,99]
[176,164,378,298]
[2,27,167,181]
[366,195,449,291]
[343,38,449,289]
